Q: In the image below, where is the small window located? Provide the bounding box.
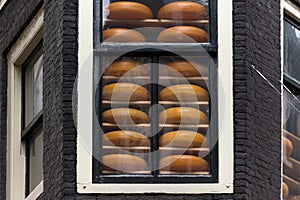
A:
[22,44,43,196]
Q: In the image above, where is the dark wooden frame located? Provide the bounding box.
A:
[92,0,218,184]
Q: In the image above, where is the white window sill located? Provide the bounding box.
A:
[25,181,43,200]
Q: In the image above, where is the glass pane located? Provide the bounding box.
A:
[25,55,43,125]
[29,131,43,193]
[99,57,151,174]
[102,0,209,43]
[283,88,300,197]
[158,56,210,174]
[284,20,300,82]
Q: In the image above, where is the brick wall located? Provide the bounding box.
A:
[0,1,43,199]
[0,0,282,199]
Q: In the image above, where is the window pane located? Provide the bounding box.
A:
[102,0,209,43]
[158,56,210,175]
[25,55,43,125]
[284,20,300,82]
[100,57,151,174]
[282,88,300,196]
[29,131,43,193]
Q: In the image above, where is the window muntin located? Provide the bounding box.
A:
[22,45,43,196]
[93,0,218,183]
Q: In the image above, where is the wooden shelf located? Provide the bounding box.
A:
[160,147,209,153]
[103,170,151,174]
[102,100,151,106]
[284,156,300,183]
[103,145,150,153]
[103,123,150,127]
[283,129,300,161]
[284,175,300,195]
[159,171,209,175]
[159,124,209,128]
[105,19,209,28]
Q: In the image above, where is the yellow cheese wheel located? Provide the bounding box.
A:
[159,155,209,172]
[103,154,148,172]
[103,130,149,147]
[159,84,208,101]
[102,108,150,124]
[160,60,208,77]
[102,83,150,101]
[158,2,207,20]
[107,2,153,19]
[283,182,289,199]
[283,137,293,156]
[159,107,208,124]
[104,60,150,77]
[157,26,208,43]
[103,28,146,42]
[159,130,205,148]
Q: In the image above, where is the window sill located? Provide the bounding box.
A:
[77,182,233,194]
[25,181,43,200]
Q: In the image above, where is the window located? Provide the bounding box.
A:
[77,0,233,194]
[22,44,43,196]
[282,2,300,199]
[7,8,44,200]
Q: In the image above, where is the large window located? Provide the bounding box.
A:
[93,0,218,183]
[77,0,233,194]
[282,3,300,199]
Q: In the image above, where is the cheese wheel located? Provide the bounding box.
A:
[160,61,208,77]
[159,84,208,101]
[102,83,150,101]
[103,130,149,147]
[283,137,293,156]
[283,182,289,199]
[159,107,208,124]
[158,2,207,20]
[159,155,209,172]
[103,154,148,172]
[157,26,208,43]
[104,60,150,77]
[103,28,146,42]
[107,2,153,19]
[103,108,150,124]
[159,130,205,148]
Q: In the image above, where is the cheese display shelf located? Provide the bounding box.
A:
[105,19,209,29]
[283,129,300,197]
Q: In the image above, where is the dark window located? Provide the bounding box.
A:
[22,42,43,196]
[93,0,218,183]
[283,16,300,197]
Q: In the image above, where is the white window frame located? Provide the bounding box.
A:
[6,8,44,200]
[281,1,300,199]
[77,0,233,194]
[0,0,7,10]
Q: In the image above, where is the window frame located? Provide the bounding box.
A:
[77,0,233,194]
[6,8,44,200]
